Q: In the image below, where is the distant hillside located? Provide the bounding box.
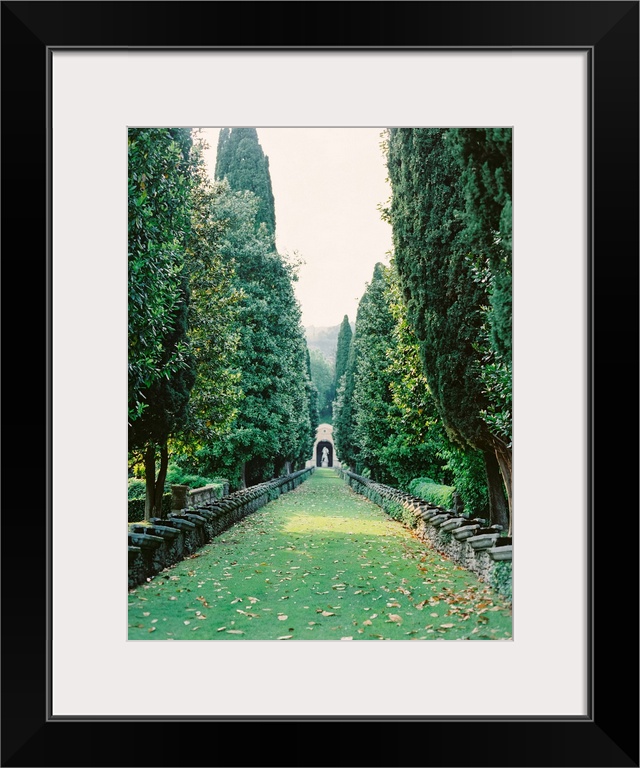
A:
[304,324,351,363]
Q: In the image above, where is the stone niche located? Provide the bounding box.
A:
[309,423,341,469]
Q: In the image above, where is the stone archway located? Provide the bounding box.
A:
[307,423,341,469]
[316,440,333,468]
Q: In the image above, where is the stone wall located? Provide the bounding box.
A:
[339,470,512,603]
[188,481,228,507]
[128,468,314,590]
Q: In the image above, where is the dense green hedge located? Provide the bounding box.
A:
[128,478,147,500]
[128,493,171,522]
[408,477,455,508]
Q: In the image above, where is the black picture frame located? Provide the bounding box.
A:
[2,2,638,766]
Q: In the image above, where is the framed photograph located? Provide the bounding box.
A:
[3,1,637,766]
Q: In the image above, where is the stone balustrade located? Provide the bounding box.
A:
[339,469,512,603]
[128,467,314,589]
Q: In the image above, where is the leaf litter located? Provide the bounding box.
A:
[128,470,511,641]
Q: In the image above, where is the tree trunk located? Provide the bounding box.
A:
[154,441,169,519]
[144,444,156,522]
[241,462,247,490]
[483,449,509,530]
[493,439,513,535]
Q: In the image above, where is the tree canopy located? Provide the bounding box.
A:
[385,128,512,529]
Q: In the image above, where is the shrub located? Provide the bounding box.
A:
[491,560,513,603]
[128,493,171,522]
[164,463,223,491]
[408,477,455,508]
[438,446,489,516]
[128,478,147,500]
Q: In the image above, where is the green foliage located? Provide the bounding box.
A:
[178,148,244,452]
[437,445,490,517]
[350,263,397,483]
[386,128,511,528]
[164,463,222,491]
[332,322,360,470]
[305,347,320,436]
[128,128,196,426]
[215,128,276,240]
[199,130,313,486]
[309,348,334,423]
[333,315,353,395]
[128,494,171,523]
[490,560,513,603]
[128,478,146,500]
[381,264,451,488]
[408,478,455,509]
[450,128,512,360]
[128,128,203,519]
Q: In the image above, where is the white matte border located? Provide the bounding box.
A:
[52,51,587,717]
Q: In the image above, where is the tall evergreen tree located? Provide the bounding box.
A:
[350,263,396,482]
[309,349,334,423]
[215,128,276,240]
[332,337,359,472]
[450,129,513,513]
[305,347,320,438]
[386,128,511,530]
[333,314,353,396]
[207,129,312,487]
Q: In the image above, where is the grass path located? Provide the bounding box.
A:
[128,469,512,641]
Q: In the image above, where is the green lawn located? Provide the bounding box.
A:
[128,469,512,641]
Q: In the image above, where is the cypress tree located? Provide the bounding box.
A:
[351,263,396,482]
[209,130,312,486]
[309,349,334,423]
[333,314,353,396]
[305,347,320,438]
[386,128,511,530]
[215,128,276,241]
[332,337,359,472]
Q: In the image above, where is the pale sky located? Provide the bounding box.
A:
[198,128,393,328]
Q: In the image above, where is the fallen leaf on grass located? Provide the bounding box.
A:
[226,630,244,635]
[183,620,190,625]
[217,627,227,632]
[387,614,402,623]
[320,611,335,617]
[231,597,243,604]
[386,602,401,608]
[277,614,288,621]
[362,620,372,626]
[148,627,156,633]
[341,637,353,640]
[430,613,439,618]
[440,623,454,629]
[277,635,293,640]
[142,612,150,617]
